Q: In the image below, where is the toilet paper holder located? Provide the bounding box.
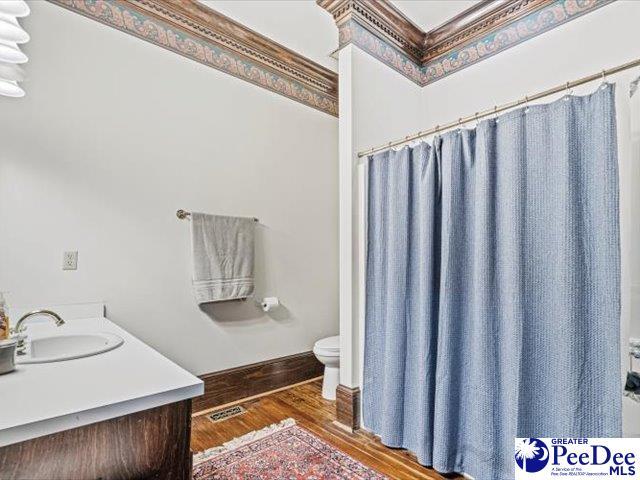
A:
[260,297,279,312]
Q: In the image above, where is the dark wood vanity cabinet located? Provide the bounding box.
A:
[0,399,192,480]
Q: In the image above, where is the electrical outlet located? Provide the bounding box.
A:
[62,251,78,270]
[630,338,640,360]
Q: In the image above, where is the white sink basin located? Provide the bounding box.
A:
[16,333,124,364]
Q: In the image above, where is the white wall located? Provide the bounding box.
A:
[344,0,640,434]
[0,1,339,375]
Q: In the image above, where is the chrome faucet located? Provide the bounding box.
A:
[12,310,65,354]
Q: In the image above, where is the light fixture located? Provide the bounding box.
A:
[0,42,26,64]
[0,61,24,81]
[0,0,28,97]
[0,16,29,44]
[0,1,30,18]
[0,78,24,97]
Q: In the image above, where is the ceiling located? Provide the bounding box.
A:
[199,0,338,72]
[391,1,480,32]
[198,1,481,73]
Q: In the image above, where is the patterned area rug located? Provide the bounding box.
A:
[193,418,387,479]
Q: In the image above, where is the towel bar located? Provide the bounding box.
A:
[176,209,259,222]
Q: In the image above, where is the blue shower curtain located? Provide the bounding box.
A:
[363,84,621,480]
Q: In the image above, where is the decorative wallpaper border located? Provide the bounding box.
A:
[49,0,339,117]
[49,0,614,114]
[338,19,423,85]
[337,0,614,86]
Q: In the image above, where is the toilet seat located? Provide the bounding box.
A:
[313,335,340,400]
[313,335,339,357]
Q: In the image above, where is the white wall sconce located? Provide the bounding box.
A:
[0,42,27,64]
[0,1,30,17]
[0,0,29,98]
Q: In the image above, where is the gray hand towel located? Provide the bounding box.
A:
[190,212,255,304]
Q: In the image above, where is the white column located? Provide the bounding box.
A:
[338,45,360,389]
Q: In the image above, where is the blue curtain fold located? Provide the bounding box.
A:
[363,84,621,480]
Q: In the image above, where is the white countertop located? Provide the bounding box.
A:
[0,309,203,447]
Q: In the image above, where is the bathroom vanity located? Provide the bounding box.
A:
[0,304,203,480]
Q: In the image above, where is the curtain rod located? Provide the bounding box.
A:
[358,57,640,158]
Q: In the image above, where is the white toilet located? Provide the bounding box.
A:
[313,335,340,400]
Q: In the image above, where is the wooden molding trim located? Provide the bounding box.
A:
[49,0,338,116]
[193,351,324,413]
[318,0,425,64]
[335,384,360,431]
[421,0,548,63]
[319,0,614,86]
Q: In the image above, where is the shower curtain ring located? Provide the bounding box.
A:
[524,95,530,112]
[600,69,608,89]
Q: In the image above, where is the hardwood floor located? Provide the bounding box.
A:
[191,379,460,480]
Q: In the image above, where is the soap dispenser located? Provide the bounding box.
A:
[0,292,9,340]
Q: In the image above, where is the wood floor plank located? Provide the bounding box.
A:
[191,379,460,480]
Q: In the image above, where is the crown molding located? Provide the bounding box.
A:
[47,0,613,112]
[49,0,339,116]
[317,0,425,64]
[421,0,548,63]
[319,0,614,86]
